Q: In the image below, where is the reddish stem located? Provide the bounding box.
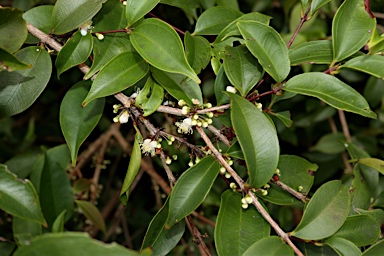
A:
[287,6,311,49]
[364,0,375,18]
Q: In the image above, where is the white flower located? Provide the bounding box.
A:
[119,111,130,124]
[80,29,88,36]
[176,117,194,134]
[140,139,158,156]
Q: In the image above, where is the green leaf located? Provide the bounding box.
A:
[120,132,142,206]
[367,25,384,54]
[13,217,42,246]
[0,8,27,53]
[22,5,54,34]
[215,190,270,255]
[84,35,134,80]
[0,165,46,226]
[160,0,200,9]
[60,81,105,166]
[271,111,293,128]
[92,0,127,32]
[310,132,346,154]
[126,0,160,27]
[83,51,148,106]
[13,232,140,256]
[237,21,290,82]
[309,0,331,17]
[258,155,317,205]
[227,93,279,188]
[289,40,333,65]
[324,237,361,256]
[350,165,371,211]
[332,0,375,63]
[75,200,106,234]
[362,240,384,256]
[5,153,39,179]
[39,145,74,228]
[55,31,93,77]
[223,45,263,96]
[151,67,202,106]
[341,55,384,79]
[358,158,384,175]
[214,65,231,105]
[194,6,243,35]
[52,210,66,233]
[0,46,51,119]
[332,213,382,246]
[135,77,164,116]
[0,48,31,72]
[283,72,376,119]
[141,198,185,256]
[165,156,220,228]
[184,31,211,74]
[51,0,105,35]
[130,18,200,83]
[215,12,271,43]
[226,140,244,159]
[243,236,294,256]
[291,180,350,240]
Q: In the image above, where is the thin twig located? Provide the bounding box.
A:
[185,216,212,256]
[287,6,311,48]
[160,151,176,186]
[271,179,309,203]
[338,110,351,142]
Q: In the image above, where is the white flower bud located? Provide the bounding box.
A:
[166,157,172,165]
[241,198,248,204]
[80,29,87,36]
[219,167,226,175]
[178,99,186,106]
[245,196,253,204]
[226,86,237,93]
[225,172,231,179]
[192,99,200,105]
[241,203,249,209]
[229,182,237,189]
[298,186,303,192]
[181,106,190,115]
[206,112,213,118]
[96,33,104,40]
[172,155,178,160]
[119,110,130,124]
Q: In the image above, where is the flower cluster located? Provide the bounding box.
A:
[140,139,161,157]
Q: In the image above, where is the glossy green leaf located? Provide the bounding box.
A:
[39,145,74,227]
[227,93,279,188]
[0,47,51,119]
[215,12,271,43]
[165,156,220,228]
[215,190,270,255]
[194,6,242,35]
[56,32,93,77]
[141,198,185,256]
[60,81,105,166]
[13,232,140,256]
[332,213,382,246]
[311,132,346,154]
[75,200,106,234]
[160,0,200,8]
[342,55,384,79]
[271,111,293,127]
[120,132,142,206]
[184,32,211,74]
[297,242,339,256]
[332,0,375,63]
[0,48,31,72]
[362,240,384,256]
[83,51,148,106]
[51,0,105,35]
[0,8,27,53]
[135,77,164,116]
[324,237,361,256]
[350,165,371,211]
[22,5,54,34]
[284,72,376,119]
[131,18,200,83]
[214,65,231,105]
[126,0,160,27]
[84,35,134,80]
[258,155,317,205]
[367,25,384,54]
[223,45,263,96]
[289,40,333,65]
[291,180,350,240]
[238,21,290,82]
[309,0,331,17]
[358,158,384,175]
[0,165,46,226]
[13,216,42,246]
[52,210,66,233]
[92,0,127,32]
[5,153,39,179]
[243,236,294,256]
[151,67,202,106]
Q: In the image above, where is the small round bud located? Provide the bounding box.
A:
[227,160,233,166]
[219,167,226,175]
[218,148,222,153]
[255,102,263,111]
[202,121,208,128]
[188,161,194,167]
[207,118,213,124]
[264,184,270,189]
[169,136,175,142]
[178,99,186,107]
[206,112,214,118]
[181,106,190,115]
[113,116,119,123]
[193,114,199,120]
[80,29,87,36]
[241,203,249,209]
[261,189,268,196]
[241,198,248,204]
[195,157,201,164]
[96,33,104,40]
[192,99,200,105]
[191,119,197,126]
[197,121,202,127]
[298,186,303,192]
[167,140,173,145]
[225,172,231,179]
[275,168,280,175]
[172,155,178,160]
[156,142,162,149]
[205,103,212,108]
[245,196,253,204]
[229,182,237,189]
[166,157,172,165]
[122,1,127,5]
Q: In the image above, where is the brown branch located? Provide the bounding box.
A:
[271,179,309,203]
[185,216,212,256]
